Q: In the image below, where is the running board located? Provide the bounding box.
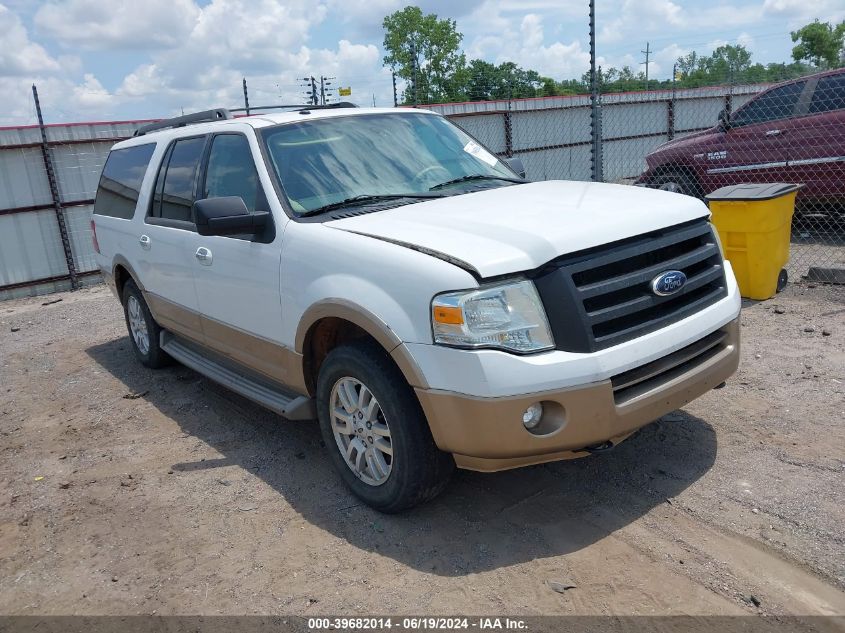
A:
[160,332,316,420]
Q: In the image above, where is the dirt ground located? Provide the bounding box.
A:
[0,283,843,621]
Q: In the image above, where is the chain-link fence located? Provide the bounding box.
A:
[2,67,843,299]
[426,66,845,286]
[0,119,147,300]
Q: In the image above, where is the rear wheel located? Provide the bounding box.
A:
[122,280,170,368]
[653,170,701,198]
[316,340,454,513]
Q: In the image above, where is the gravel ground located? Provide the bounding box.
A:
[0,283,843,622]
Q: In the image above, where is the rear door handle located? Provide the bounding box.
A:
[765,129,782,137]
[139,235,151,250]
[195,247,213,265]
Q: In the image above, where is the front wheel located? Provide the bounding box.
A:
[316,340,454,513]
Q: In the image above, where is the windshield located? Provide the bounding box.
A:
[261,112,520,215]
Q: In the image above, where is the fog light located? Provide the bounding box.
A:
[522,403,544,430]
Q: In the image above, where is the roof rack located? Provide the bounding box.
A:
[131,102,359,137]
[133,108,232,137]
[229,102,358,114]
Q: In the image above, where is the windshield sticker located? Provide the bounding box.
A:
[463,141,498,167]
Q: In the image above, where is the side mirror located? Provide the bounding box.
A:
[718,109,731,131]
[505,157,526,179]
[193,197,268,236]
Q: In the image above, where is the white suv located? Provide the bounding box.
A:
[92,105,741,512]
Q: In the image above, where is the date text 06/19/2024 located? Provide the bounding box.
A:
[307,617,529,630]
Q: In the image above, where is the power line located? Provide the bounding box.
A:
[600,29,793,56]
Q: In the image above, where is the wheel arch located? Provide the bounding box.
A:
[650,163,704,197]
[112,255,144,297]
[295,300,428,397]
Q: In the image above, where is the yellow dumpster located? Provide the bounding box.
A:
[705,183,801,300]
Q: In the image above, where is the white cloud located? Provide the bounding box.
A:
[762,0,845,21]
[0,74,121,125]
[463,5,590,78]
[0,3,114,125]
[0,3,63,75]
[600,0,684,44]
[108,0,392,115]
[737,32,755,49]
[72,73,115,108]
[34,0,200,50]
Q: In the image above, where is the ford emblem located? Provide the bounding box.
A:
[651,270,687,296]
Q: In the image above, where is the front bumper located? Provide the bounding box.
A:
[415,317,739,472]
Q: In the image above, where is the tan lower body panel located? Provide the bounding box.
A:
[416,318,740,472]
[144,292,204,343]
[142,292,308,396]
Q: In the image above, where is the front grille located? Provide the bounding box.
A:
[610,327,728,404]
[533,219,727,353]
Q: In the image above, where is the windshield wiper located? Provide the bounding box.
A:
[300,193,445,217]
[429,174,526,191]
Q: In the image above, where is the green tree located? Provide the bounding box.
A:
[676,51,699,79]
[382,6,465,103]
[705,44,753,79]
[791,19,845,68]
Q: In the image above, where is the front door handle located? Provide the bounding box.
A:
[765,129,782,137]
[195,247,213,266]
[139,234,151,250]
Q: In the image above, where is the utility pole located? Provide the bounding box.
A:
[301,76,318,105]
[319,76,335,105]
[641,42,651,90]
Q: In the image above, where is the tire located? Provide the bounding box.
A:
[653,170,701,198]
[121,280,170,369]
[316,340,454,513]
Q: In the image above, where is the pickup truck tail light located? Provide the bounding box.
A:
[90,219,100,254]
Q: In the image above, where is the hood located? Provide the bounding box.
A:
[326,180,710,278]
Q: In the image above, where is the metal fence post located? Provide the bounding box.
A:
[589,0,603,182]
[242,77,250,115]
[504,80,514,158]
[32,84,78,290]
[668,63,676,140]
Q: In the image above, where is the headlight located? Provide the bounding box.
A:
[431,280,554,353]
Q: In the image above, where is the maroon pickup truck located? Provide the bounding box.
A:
[636,68,845,214]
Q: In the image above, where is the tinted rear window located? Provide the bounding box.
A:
[150,136,206,222]
[93,144,156,219]
[731,81,806,127]
[809,74,845,114]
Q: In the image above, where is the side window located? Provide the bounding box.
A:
[149,136,206,222]
[203,134,266,213]
[809,74,845,114]
[731,81,806,127]
[93,144,156,219]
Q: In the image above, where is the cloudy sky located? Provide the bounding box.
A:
[1,0,843,125]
